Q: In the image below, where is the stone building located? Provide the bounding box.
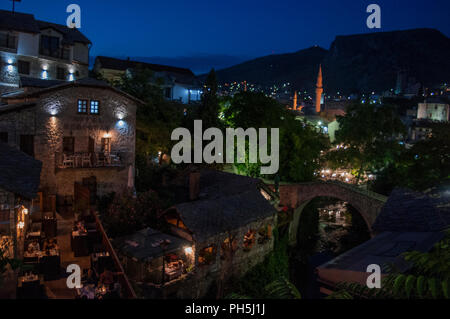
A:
[93,56,202,104]
[417,97,449,122]
[0,9,90,94]
[121,170,278,298]
[0,142,42,261]
[0,78,141,206]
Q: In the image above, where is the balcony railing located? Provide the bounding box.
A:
[39,47,70,61]
[56,152,123,169]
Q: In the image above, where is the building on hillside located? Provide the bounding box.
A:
[119,170,278,298]
[417,97,450,122]
[0,10,91,94]
[0,78,142,210]
[93,56,202,104]
[316,188,450,295]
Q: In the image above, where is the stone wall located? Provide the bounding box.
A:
[279,181,388,244]
[1,45,89,86]
[166,215,277,299]
[0,85,137,198]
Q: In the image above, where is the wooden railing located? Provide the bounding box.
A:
[93,213,137,299]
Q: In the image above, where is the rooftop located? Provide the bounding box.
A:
[0,9,91,44]
[0,142,42,199]
[373,188,450,233]
[95,56,199,86]
[168,170,276,242]
[317,231,445,274]
[113,228,190,262]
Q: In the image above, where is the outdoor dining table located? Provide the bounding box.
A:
[72,231,89,257]
[42,213,57,238]
[17,274,44,299]
[91,252,111,274]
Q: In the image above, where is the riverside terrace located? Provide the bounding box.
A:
[113,169,278,299]
[0,143,136,299]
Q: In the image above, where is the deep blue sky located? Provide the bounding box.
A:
[2,0,450,72]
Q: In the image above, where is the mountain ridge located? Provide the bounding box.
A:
[205,28,450,94]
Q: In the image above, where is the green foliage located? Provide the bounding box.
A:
[223,91,328,182]
[372,121,450,194]
[328,101,406,182]
[115,67,185,163]
[100,190,164,237]
[200,69,220,129]
[229,229,290,298]
[264,277,302,299]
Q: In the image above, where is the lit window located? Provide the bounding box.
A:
[77,100,87,113]
[90,100,99,114]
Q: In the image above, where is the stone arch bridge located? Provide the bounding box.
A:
[277,181,388,244]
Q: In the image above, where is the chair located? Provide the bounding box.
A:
[96,153,106,167]
[82,153,92,167]
[62,154,74,168]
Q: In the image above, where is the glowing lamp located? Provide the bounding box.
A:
[184,247,193,255]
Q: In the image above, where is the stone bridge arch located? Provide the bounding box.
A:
[278,181,388,245]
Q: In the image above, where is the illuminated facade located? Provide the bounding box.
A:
[0,10,90,94]
[93,56,202,104]
[0,79,140,200]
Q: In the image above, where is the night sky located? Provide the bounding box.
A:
[2,0,450,73]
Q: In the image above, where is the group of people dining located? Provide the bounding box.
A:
[78,266,122,299]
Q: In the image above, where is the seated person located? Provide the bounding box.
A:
[98,268,115,287]
[27,240,40,253]
[83,268,98,285]
[43,238,58,251]
[25,244,36,257]
[103,283,120,299]
[75,221,87,233]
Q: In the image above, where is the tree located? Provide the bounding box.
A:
[327,101,406,183]
[223,92,328,181]
[370,121,450,194]
[200,69,220,129]
[115,67,184,168]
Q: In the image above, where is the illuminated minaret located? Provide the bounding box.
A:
[293,91,298,110]
[315,64,323,114]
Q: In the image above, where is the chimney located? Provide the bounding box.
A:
[189,172,201,201]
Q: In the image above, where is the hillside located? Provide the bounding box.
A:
[209,28,450,95]
[205,46,328,91]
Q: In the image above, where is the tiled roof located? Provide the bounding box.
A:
[4,77,144,105]
[96,56,194,75]
[0,9,90,44]
[113,228,190,261]
[20,76,66,88]
[170,170,276,242]
[0,142,42,199]
[96,56,200,86]
[372,188,450,233]
[317,231,446,274]
[37,20,91,44]
[0,10,40,33]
